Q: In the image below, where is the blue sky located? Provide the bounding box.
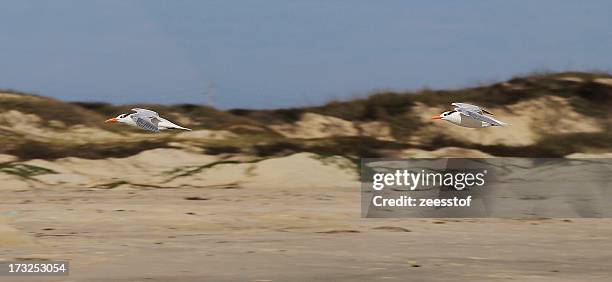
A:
[1,0,611,108]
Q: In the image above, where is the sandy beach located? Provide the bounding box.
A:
[2,152,611,281]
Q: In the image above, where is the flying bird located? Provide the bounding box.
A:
[431,103,508,128]
[105,108,192,132]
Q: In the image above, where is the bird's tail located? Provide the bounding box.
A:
[162,119,192,131]
[175,125,192,131]
[495,121,510,126]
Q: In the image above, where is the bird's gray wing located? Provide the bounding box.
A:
[130,114,160,133]
[131,108,160,118]
[452,102,483,112]
[457,108,506,126]
[131,108,163,131]
[452,102,494,115]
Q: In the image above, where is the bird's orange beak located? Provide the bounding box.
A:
[105,118,118,123]
[431,115,442,120]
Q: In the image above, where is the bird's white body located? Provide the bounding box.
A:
[121,114,190,131]
[432,103,508,128]
[438,111,492,128]
[105,108,191,132]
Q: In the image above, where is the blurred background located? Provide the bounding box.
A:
[2,2,612,281]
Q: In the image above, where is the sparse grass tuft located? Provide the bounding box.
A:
[204,145,242,155]
[0,164,56,179]
[3,139,171,160]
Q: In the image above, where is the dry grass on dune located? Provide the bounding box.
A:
[0,71,611,160]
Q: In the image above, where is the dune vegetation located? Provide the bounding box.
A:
[0,71,611,160]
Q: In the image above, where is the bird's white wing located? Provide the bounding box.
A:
[452,102,493,115]
[457,108,507,126]
[130,114,160,133]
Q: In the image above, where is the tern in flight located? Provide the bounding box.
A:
[431,103,508,128]
[105,108,192,132]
